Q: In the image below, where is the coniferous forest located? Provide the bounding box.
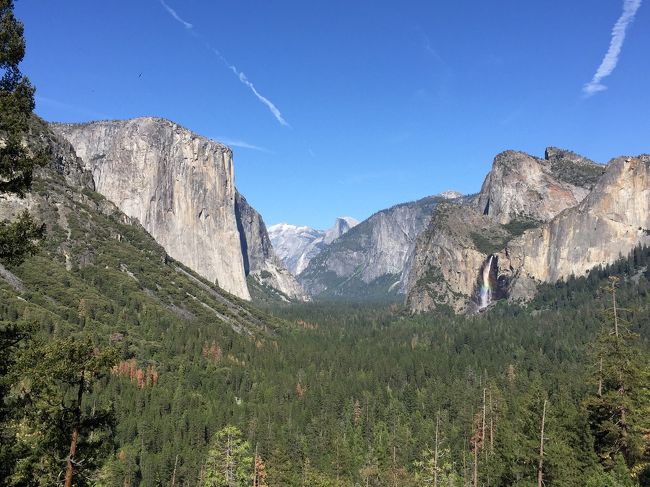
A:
[2,1,650,486]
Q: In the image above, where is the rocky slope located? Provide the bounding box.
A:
[498,155,650,301]
[235,193,308,301]
[268,217,358,275]
[52,117,304,302]
[1,118,280,339]
[406,148,649,313]
[298,196,443,300]
[406,203,511,313]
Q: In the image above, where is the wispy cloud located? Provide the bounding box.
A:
[583,0,642,97]
[159,0,192,29]
[35,95,109,120]
[157,1,289,127]
[216,137,273,153]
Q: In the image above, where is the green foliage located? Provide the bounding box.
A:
[0,210,44,265]
[470,230,510,254]
[5,336,118,486]
[502,217,541,236]
[0,0,45,196]
[203,425,253,487]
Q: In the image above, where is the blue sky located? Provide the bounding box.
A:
[16,0,649,229]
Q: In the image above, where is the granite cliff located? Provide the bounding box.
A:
[235,193,308,301]
[406,148,649,313]
[298,196,443,300]
[52,117,304,301]
[498,155,650,301]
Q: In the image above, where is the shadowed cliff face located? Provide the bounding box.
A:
[52,117,251,299]
[235,193,308,301]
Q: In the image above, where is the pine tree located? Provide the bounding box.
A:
[585,277,650,476]
[6,336,118,486]
[0,0,45,266]
[204,426,253,487]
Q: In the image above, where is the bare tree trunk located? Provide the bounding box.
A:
[253,444,258,487]
[613,281,619,337]
[171,454,179,487]
[598,357,603,397]
[537,400,547,487]
[65,369,85,487]
[489,389,494,454]
[462,447,468,487]
[473,440,478,487]
[197,461,206,487]
[482,389,486,460]
[434,411,440,487]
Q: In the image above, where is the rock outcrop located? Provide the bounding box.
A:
[268,217,358,275]
[498,155,650,300]
[2,118,276,337]
[53,117,252,299]
[406,148,649,313]
[298,196,442,300]
[406,203,510,313]
[235,193,308,301]
[475,148,603,224]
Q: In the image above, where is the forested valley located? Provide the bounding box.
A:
[3,234,650,485]
[2,0,650,485]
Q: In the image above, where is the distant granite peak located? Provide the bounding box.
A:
[438,190,463,199]
[269,217,358,275]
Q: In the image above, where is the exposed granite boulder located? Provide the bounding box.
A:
[52,117,251,299]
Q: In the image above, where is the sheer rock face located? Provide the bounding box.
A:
[298,196,441,299]
[406,150,650,313]
[475,148,603,224]
[498,155,650,300]
[405,203,509,313]
[52,117,251,299]
[235,193,308,301]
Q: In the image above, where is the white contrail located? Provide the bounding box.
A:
[216,137,273,153]
[159,0,192,29]
[210,47,290,127]
[158,1,289,127]
[583,0,642,96]
[230,68,289,127]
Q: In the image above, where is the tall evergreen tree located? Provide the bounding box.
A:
[6,336,117,486]
[0,0,44,266]
[203,426,253,487]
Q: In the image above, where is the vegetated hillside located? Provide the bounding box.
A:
[7,170,650,486]
[3,123,649,486]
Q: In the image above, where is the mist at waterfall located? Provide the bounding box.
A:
[479,255,494,309]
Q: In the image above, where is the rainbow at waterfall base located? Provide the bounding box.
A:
[479,255,494,309]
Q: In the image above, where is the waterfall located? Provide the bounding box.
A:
[479,255,494,309]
